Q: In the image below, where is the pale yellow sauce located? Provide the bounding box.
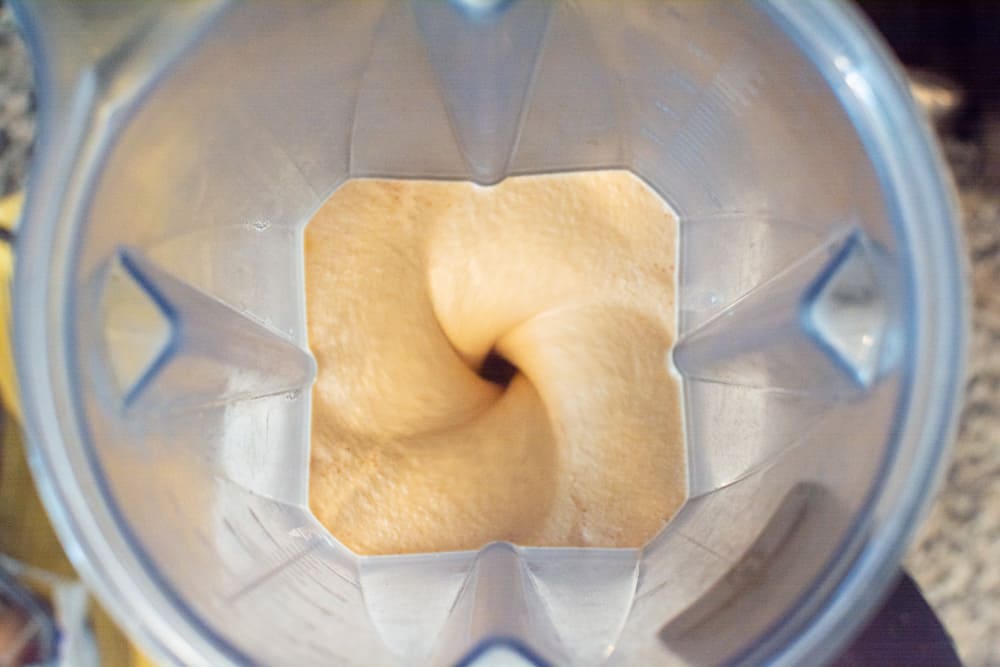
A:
[307,171,685,555]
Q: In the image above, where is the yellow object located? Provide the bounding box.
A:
[0,192,155,667]
[0,192,22,420]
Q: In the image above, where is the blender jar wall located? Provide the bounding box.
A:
[10,1,964,665]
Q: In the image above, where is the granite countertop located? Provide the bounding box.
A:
[0,8,997,667]
[0,12,31,198]
[904,113,1000,666]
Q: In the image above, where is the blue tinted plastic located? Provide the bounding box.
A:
[11,1,965,665]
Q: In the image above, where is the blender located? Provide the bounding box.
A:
[9,1,966,664]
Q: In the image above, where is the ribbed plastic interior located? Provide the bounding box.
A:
[66,2,903,664]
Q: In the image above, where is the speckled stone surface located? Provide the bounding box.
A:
[904,119,1000,667]
[0,8,996,666]
[0,11,32,197]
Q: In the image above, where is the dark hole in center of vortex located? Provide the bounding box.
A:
[479,349,518,388]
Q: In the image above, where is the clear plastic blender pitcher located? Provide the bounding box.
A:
[10,1,965,665]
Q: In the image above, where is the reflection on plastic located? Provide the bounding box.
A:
[659,483,822,664]
[98,248,316,414]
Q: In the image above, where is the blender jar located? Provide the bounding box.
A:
[10,1,965,665]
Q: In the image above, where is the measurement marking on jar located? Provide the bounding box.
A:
[225,538,324,603]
